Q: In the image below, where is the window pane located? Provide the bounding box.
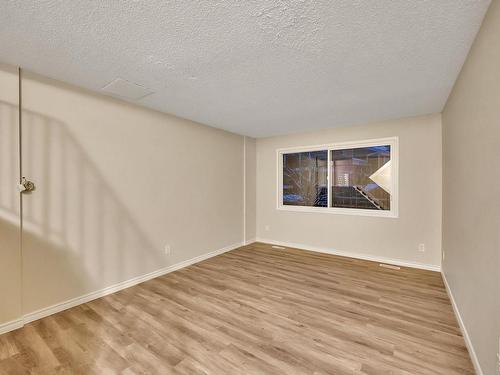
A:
[283,150,328,207]
[331,145,391,210]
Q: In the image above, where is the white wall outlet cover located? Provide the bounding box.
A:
[164,245,171,256]
[265,225,270,231]
[418,244,425,252]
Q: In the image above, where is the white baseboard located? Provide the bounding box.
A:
[244,238,256,245]
[0,318,23,335]
[1,241,243,335]
[442,273,483,375]
[255,238,441,272]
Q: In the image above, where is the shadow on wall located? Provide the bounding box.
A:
[0,100,163,313]
[0,98,21,324]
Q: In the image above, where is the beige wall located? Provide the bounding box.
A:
[0,66,245,324]
[0,65,22,327]
[442,0,500,373]
[256,114,442,268]
[245,137,257,242]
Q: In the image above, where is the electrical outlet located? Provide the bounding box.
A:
[418,243,425,252]
[164,245,171,256]
[442,249,445,261]
[265,225,270,231]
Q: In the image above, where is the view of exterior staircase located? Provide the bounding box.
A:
[331,186,383,210]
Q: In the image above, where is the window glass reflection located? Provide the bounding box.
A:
[331,146,391,210]
[283,151,328,207]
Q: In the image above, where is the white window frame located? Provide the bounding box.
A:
[277,137,399,218]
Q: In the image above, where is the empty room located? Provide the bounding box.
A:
[0,1,499,374]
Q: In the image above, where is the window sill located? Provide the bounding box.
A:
[277,205,398,218]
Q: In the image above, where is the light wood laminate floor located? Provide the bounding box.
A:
[0,242,474,374]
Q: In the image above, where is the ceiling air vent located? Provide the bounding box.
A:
[101,78,153,100]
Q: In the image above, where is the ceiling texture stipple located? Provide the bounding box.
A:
[0,0,491,137]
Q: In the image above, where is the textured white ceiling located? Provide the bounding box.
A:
[0,1,491,137]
